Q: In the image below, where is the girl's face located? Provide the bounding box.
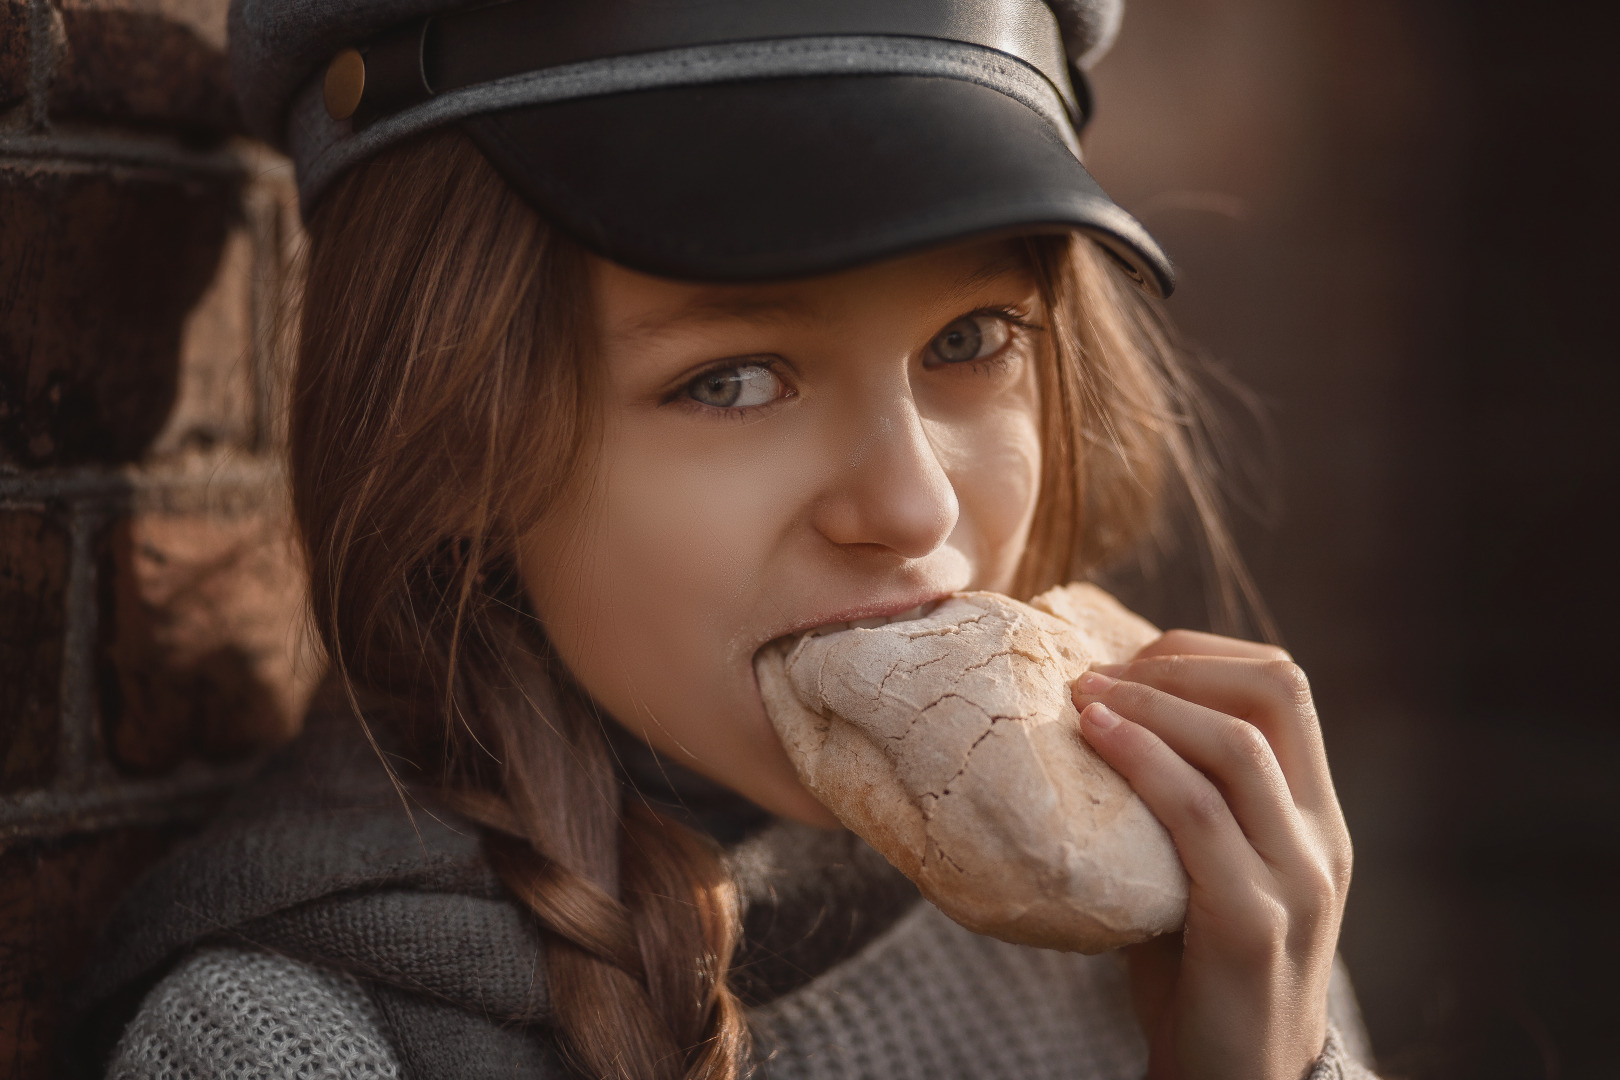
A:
[518,239,1045,828]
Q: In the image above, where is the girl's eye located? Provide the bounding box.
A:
[685,363,785,409]
[928,314,1013,365]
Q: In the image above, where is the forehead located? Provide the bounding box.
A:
[592,238,1038,344]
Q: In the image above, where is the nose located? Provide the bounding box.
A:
[812,399,959,560]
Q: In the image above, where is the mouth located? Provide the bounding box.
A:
[753,595,950,664]
[801,599,944,638]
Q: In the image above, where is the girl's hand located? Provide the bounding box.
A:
[1072,631,1353,1080]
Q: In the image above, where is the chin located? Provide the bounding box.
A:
[722,692,846,830]
[768,787,845,831]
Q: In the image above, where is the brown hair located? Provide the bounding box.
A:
[289,129,1252,1080]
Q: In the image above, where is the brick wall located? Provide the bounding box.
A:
[0,2,316,1075]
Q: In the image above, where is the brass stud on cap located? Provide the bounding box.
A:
[323,48,366,121]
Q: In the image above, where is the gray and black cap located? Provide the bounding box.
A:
[229,0,1174,295]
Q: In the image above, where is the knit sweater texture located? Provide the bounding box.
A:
[77,700,1379,1080]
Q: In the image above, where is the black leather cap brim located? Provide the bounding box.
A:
[462,74,1173,295]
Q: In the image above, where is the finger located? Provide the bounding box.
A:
[1075,671,1305,865]
[1128,628,1291,664]
[1078,700,1268,899]
[1086,655,1333,815]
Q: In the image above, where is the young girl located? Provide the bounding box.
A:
[80,1,1373,1078]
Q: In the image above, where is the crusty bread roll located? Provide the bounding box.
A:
[754,582,1188,952]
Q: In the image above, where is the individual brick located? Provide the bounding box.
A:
[0,510,68,794]
[147,218,258,457]
[0,167,240,466]
[98,499,317,774]
[0,1,27,109]
[0,826,188,1079]
[48,0,240,135]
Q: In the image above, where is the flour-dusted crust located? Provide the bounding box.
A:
[755,582,1188,952]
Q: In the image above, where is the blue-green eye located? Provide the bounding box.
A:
[686,363,785,408]
[929,314,1013,365]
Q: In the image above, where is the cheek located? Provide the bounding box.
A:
[931,401,1043,590]
[589,425,807,624]
[515,420,794,718]
[516,421,841,827]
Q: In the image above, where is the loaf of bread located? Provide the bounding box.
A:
[754,582,1188,952]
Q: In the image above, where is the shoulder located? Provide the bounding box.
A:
[751,904,1382,1080]
[752,902,1147,1080]
[107,945,402,1080]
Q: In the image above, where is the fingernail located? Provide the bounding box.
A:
[1091,663,1126,676]
[1078,670,1117,694]
[1084,702,1121,731]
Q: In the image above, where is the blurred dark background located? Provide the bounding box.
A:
[1089,1,1619,1076]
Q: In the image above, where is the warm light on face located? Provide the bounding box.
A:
[517,239,1046,828]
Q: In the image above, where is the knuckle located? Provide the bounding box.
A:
[1331,834,1355,891]
[1260,658,1314,709]
[1220,720,1275,774]
[1296,834,1355,911]
[1296,858,1339,909]
[1158,629,1201,654]
[1154,652,1194,689]
[1181,780,1230,830]
[1113,677,1159,712]
[1226,895,1290,957]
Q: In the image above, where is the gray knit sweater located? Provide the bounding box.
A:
[81,703,1379,1080]
[108,906,1375,1080]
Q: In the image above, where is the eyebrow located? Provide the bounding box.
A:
[622,291,817,341]
[939,249,1034,305]
[620,246,1034,343]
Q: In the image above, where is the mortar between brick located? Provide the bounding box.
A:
[0,757,258,841]
[0,455,285,510]
[56,501,103,786]
[0,130,250,179]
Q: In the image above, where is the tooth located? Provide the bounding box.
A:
[848,616,887,630]
[878,605,927,627]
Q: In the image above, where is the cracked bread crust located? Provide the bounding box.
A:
[756,583,1188,952]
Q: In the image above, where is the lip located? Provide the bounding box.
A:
[756,590,954,656]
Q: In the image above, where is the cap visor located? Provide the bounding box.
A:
[463,74,1173,295]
